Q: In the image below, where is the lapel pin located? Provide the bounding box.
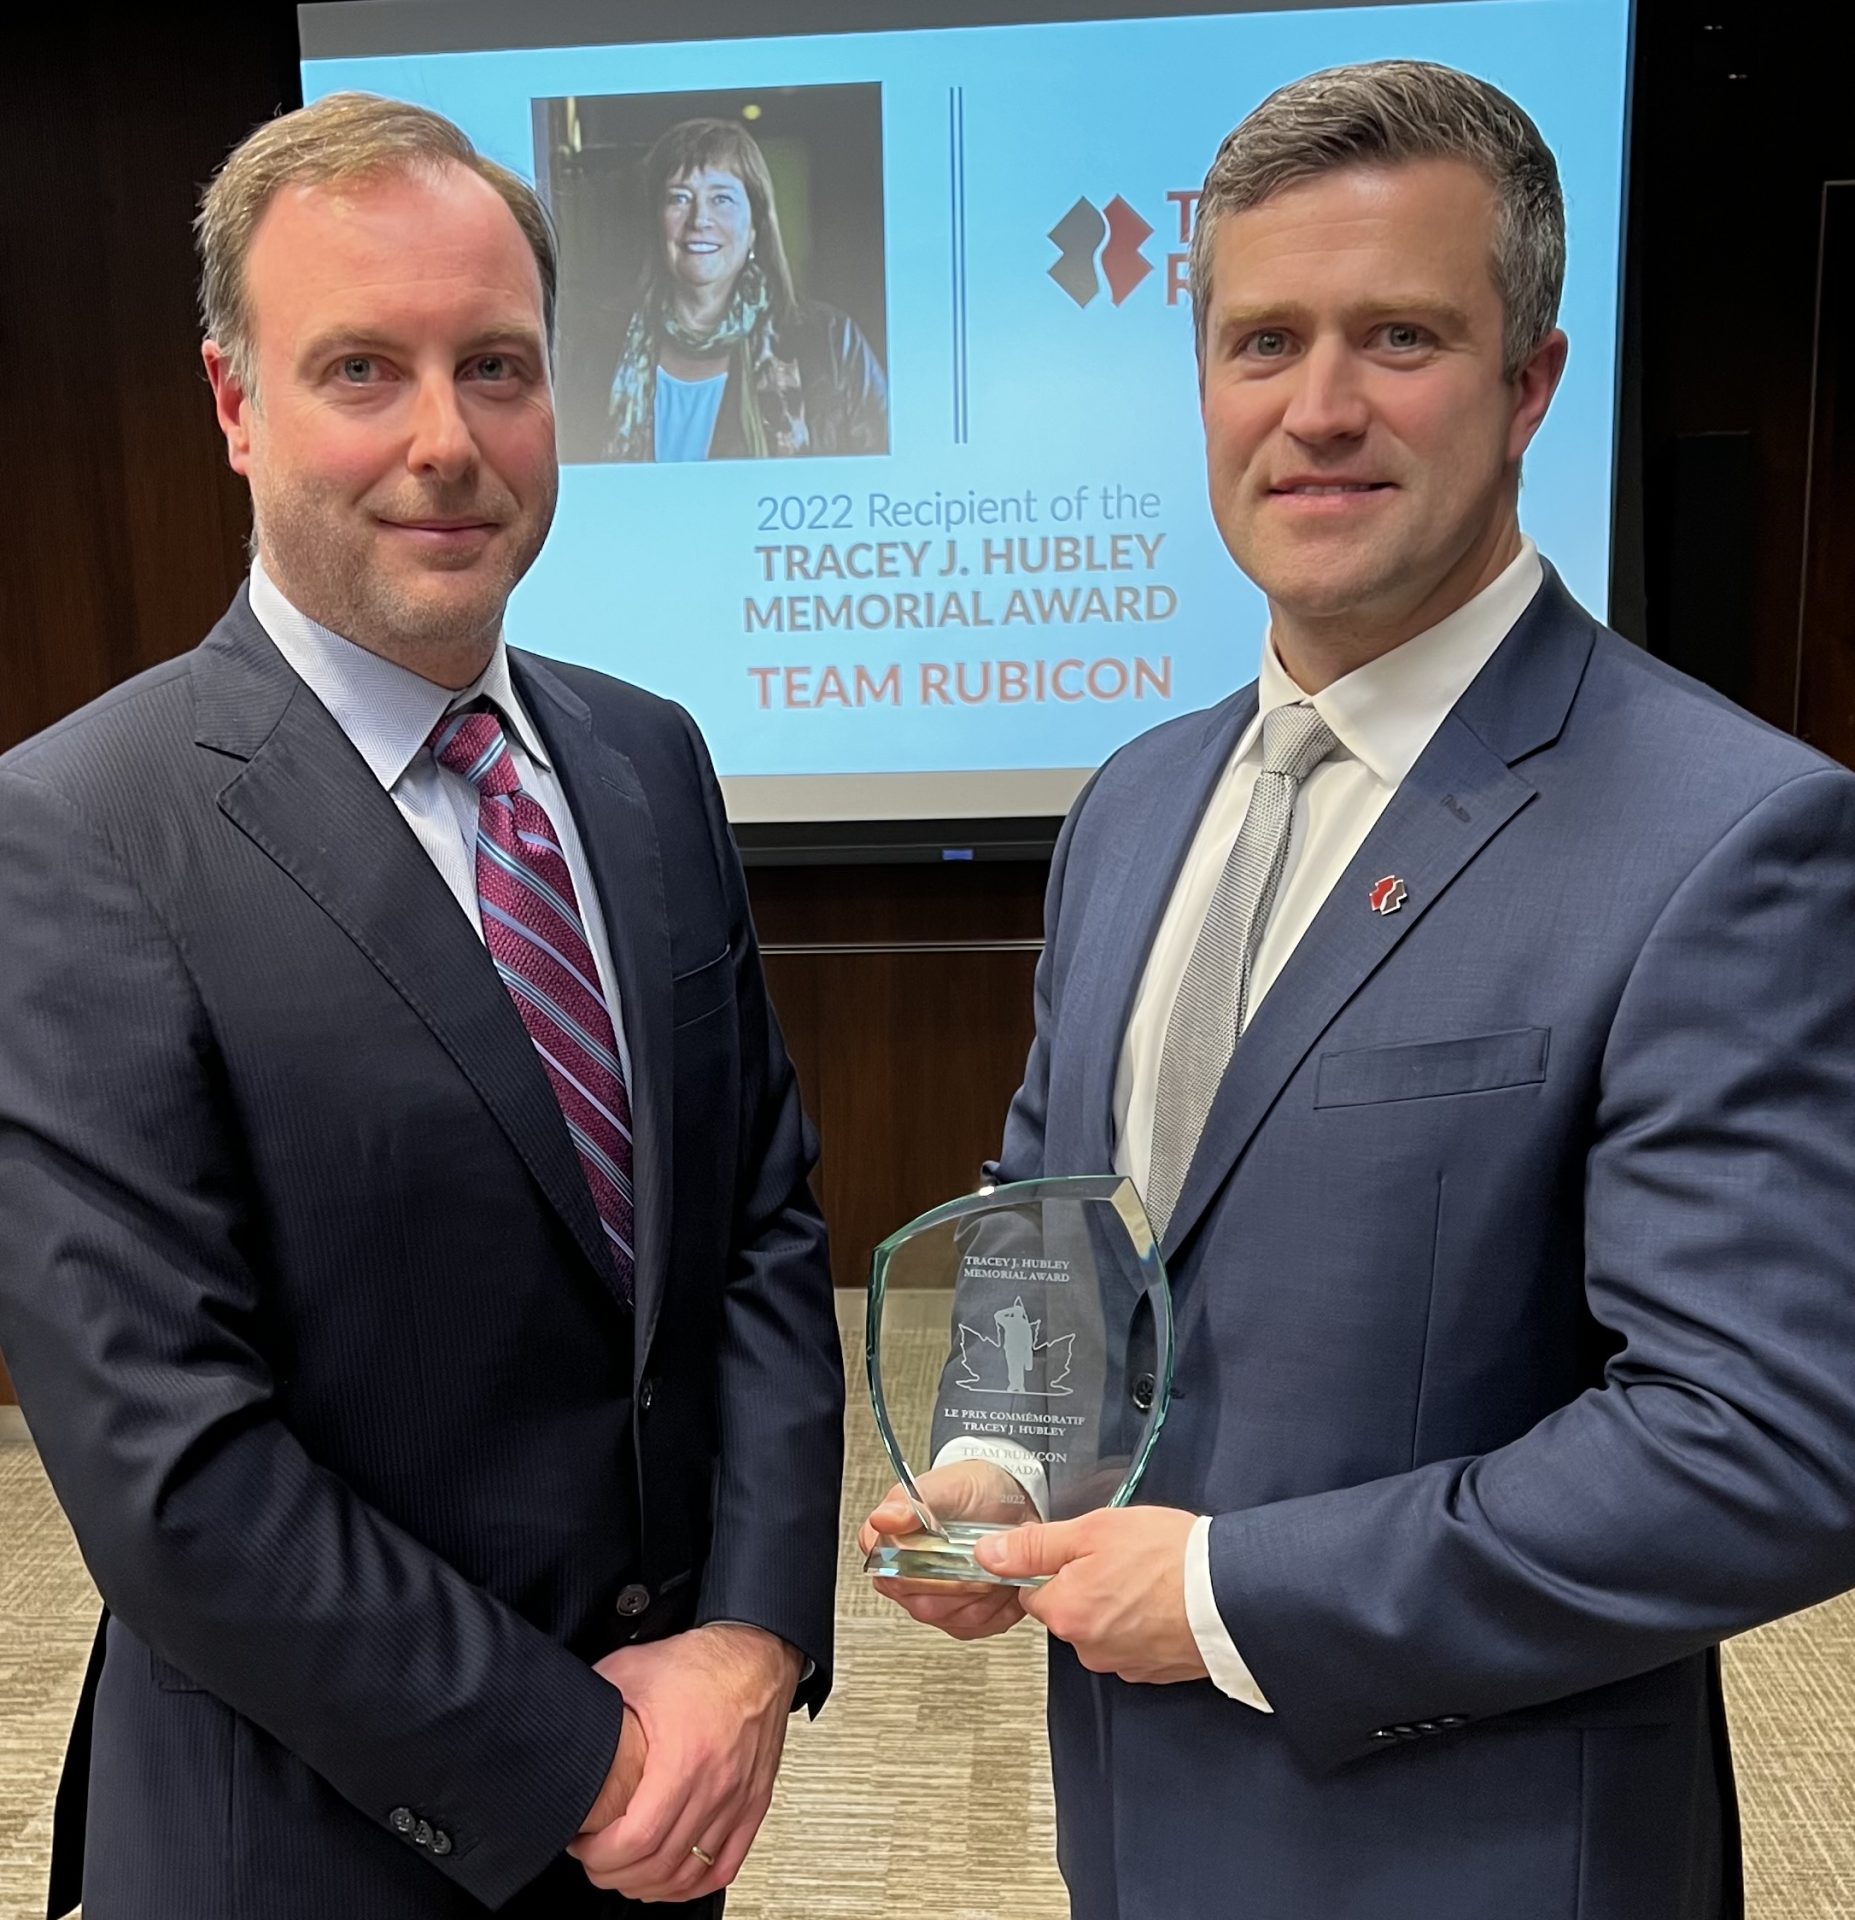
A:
[1368,875,1408,916]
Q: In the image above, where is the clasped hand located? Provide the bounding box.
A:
[859,1463,1209,1684]
[572,1622,801,1900]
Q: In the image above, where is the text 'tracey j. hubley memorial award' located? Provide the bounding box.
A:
[865,1174,1174,1586]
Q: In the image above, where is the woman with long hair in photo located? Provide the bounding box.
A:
[606,117,889,461]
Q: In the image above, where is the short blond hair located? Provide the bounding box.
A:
[1191,61,1564,381]
[196,91,557,385]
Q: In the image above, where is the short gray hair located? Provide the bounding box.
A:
[1189,60,1565,380]
[197,91,557,389]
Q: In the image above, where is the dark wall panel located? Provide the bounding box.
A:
[1627,5,1855,732]
[754,862,1044,1288]
[2,16,299,753]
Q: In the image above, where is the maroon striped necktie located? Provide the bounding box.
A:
[430,706,635,1304]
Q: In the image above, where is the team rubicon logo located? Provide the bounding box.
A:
[1048,190,1202,309]
[1046,196,1154,306]
[1368,875,1408,916]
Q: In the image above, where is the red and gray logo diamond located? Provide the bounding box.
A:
[1047,195,1154,307]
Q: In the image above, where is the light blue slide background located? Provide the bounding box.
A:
[304,1,1632,791]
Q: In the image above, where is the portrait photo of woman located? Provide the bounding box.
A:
[600,116,889,462]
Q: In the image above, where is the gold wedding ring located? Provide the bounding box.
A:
[690,1843,717,1868]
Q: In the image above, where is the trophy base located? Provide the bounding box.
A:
[864,1523,1045,1588]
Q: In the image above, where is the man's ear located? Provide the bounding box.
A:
[202,339,255,476]
[1507,327,1569,466]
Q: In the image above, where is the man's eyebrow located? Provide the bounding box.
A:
[296,324,547,365]
[1212,303,1309,338]
[1212,297,1473,336]
[456,325,549,357]
[1352,297,1473,333]
[298,328,403,365]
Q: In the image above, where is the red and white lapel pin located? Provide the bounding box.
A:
[1368,875,1408,916]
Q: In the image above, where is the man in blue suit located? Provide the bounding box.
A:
[0,94,842,1917]
[864,60,1855,1917]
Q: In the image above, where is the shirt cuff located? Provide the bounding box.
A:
[1185,1515,1272,1712]
[931,1435,1051,1520]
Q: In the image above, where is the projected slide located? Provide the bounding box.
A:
[300,1,1633,823]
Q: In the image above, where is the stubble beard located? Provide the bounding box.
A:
[252,468,556,677]
[1228,506,1415,634]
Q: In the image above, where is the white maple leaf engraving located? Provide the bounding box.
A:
[954,1297,1076,1395]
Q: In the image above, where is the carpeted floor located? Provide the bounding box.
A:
[4,1299,1854,1918]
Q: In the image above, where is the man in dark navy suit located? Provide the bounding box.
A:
[866,61,1855,1918]
[0,92,842,1918]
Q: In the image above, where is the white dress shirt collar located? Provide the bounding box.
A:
[1255,537,1544,791]
[247,559,551,789]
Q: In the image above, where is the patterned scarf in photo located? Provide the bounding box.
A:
[606,261,808,461]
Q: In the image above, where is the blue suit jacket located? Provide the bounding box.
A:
[993,569,1855,1920]
[0,593,844,1918]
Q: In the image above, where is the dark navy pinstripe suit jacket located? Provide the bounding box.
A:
[0,591,844,1917]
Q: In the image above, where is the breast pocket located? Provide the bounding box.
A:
[1315,1027,1550,1109]
[671,947,734,1030]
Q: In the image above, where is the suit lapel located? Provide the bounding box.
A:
[1070,690,1260,1173]
[1158,569,1599,1257]
[513,653,676,1366]
[193,597,620,1300]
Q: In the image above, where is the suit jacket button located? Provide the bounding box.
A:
[390,1807,415,1834]
[616,1583,652,1617]
[1416,1720,1439,1733]
[432,1830,453,1857]
[1371,1729,1397,1740]
[414,1818,435,1848]
[640,1378,656,1414]
[1437,1715,1467,1728]
[1131,1373,1156,1412]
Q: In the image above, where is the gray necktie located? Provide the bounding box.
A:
[1145,703,1339,1239]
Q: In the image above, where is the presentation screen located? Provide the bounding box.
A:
[299,0,1634,830]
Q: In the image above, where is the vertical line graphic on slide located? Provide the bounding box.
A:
[948,87,969,444]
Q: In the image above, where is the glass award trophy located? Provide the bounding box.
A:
[864,1173,1173,1586]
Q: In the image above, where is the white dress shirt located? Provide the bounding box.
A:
[1119,541,1545,1709]
[247,560,630,1083]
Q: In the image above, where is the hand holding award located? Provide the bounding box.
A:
[862,1174,1173,1588]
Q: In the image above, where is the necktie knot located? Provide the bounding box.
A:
[429,706,520,800]
[1261,702,1339,782]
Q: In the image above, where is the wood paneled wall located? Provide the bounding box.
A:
[3,4,1852,1410]
[2,17,303,753]
[751,863,1044,1290]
